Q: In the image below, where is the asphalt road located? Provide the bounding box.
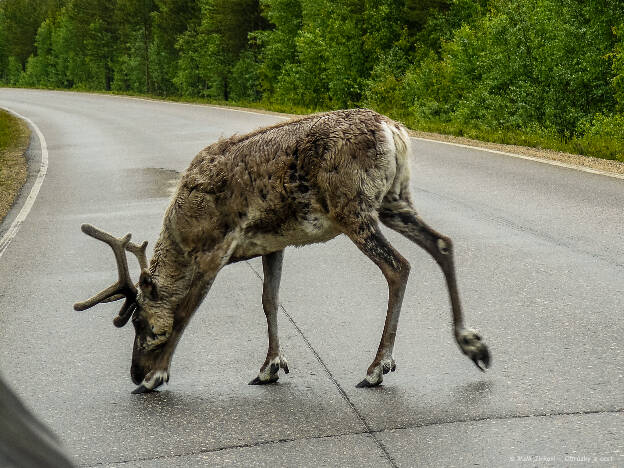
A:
[0,89,622,467]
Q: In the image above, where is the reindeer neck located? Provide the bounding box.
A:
[148,230,213,322]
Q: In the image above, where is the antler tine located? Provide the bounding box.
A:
[99,241,149,305]
[126,240,149,271]
[112,240,148,328]
[73,224,138,312]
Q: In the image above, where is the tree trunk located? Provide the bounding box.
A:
[144,23,151,93]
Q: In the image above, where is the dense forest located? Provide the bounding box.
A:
[1,0,623,160]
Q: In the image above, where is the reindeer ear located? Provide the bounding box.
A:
[139,269,159,301]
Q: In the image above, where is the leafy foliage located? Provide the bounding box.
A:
[1,0,623,160]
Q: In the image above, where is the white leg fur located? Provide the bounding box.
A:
[250,355,289,385]
[141,370,169,390]
[257,356,282,381]
[359,355,396,387]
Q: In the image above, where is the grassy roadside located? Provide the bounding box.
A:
[0,108,30,224]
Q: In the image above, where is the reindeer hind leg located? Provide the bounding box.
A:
[339,215,410,387]
[379,199,490,371]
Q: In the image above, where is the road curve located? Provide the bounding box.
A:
[0,89,622,467]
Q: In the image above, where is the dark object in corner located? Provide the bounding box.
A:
[0,375,74,467]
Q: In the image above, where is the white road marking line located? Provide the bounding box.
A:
[110,94,623,181]
[130,94,624,180]
[413,136,624,180]
[0,94,620,263]
[60,89,294,120]
[0,107,48,259]
[15,90,624,180]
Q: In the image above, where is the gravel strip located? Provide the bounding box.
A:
[409,130,624,177]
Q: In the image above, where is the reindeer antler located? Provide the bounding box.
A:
[99,239,148,305]
[73,224,148,327]
[126,240,148,271]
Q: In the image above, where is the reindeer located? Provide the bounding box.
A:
[74,109,490,393]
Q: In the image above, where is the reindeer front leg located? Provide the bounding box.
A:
[250,250,289,385]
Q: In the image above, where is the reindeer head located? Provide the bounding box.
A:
[74,224,172,394]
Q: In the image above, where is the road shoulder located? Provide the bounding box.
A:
[410,129,624,178]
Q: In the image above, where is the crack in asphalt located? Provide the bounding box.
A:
[79,408,623,467]
[370,407,624,434]
[245,260,398,468]
[77,431,367,467]
[276,303,398,468]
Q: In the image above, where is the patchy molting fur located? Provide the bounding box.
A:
[148,109,410,320]
[120,108,489,390]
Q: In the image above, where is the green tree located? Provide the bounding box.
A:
[400,0,624,137]
[60,0,119,90]
[611,23,624,110]
[269,0,403,108]
[114,0,157,93]
[151,0,201,94]
[0,8,8,81]
[0,0,62,68]
[175,0,267,99]
[253,0,302,96]
[6,56,23,84]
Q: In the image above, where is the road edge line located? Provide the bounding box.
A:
[412,136,624,180]
[75,91,624,181]
[12,90,624,180]
[49,89,294,120]
[125,93,624,180]
[0,107,48,259]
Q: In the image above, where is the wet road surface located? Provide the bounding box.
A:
[0,89,622,467]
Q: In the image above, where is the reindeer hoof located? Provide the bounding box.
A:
[131,384,156,394]
[249,355,289,385]
[471,344,491,372]
[131,370,168,394]
[382,359,397,375]
[355,377,380,388]
[249,375,279,385]
[457,328,491,371]
[356,356,395,388]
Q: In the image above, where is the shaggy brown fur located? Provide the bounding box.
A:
[77,109,490,392]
